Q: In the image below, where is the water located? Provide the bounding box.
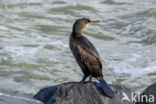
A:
[0,0,156,96]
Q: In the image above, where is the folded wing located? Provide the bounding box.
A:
[77,44,102,77]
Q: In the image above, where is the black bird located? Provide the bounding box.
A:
[69,18,115,98]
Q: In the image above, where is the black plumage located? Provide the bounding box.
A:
[69,18,115,98]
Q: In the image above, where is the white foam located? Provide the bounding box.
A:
[113,62,156,77]
[1,46,37,56]
[50,40,69,48]
[0,92,42,103]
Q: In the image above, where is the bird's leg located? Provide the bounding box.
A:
[80,75,87,83]
[89,75,92,82]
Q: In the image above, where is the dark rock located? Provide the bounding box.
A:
[34,82,135,104]
[0,89,42,104]
[136,83,156,104]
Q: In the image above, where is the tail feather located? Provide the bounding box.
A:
[99,79,115,98]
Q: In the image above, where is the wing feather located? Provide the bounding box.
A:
[77,44,102,75]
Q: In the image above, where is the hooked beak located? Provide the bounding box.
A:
[86,21,100,26]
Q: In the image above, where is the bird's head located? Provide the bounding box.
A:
[72,18,100,36]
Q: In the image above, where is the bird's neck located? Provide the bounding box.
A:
[72,24,83,38]
[71,31,82,38]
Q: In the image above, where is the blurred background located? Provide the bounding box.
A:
[0,0,156,96]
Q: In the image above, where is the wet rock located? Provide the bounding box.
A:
[34,82,135,104]
[136,83,156,104]
[0,89,42,104]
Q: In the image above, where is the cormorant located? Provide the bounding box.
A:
[69,18,115,98]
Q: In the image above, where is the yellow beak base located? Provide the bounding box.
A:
[86,21,100,26]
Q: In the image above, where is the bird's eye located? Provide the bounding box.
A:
[87,19,91,22]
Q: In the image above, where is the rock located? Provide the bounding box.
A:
[34,82,135,104]
[136,83,156,104]
[0,89,42,104]
[0,82,155,104]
